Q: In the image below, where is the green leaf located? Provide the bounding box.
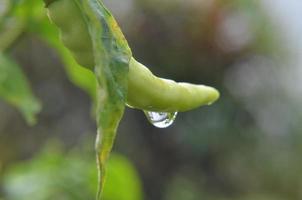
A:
[0,0,25,51]
[35,18,97,102]
[104,154,143,200]
[75,0,132,198]
[18,0,98,103]
[0,53,41,125]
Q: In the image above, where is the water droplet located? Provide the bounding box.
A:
[144,111,177,128]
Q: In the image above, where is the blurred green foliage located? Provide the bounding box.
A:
[0,0,96,125]
[0,53,40,125]
[2,142,143,200]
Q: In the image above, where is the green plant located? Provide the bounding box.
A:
[0,0,219,199]
[45,0,219,198]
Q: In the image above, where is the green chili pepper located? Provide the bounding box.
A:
[44,0,219,112]
[128,58,219,112]
[44,0,94,70]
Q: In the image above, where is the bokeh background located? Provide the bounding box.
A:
[1,0,302,199]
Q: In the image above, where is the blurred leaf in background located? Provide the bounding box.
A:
[2,141,143,200]
[0,53,40,125]
[0,0,97,120]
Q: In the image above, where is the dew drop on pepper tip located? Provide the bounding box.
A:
[144,111,177,128]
